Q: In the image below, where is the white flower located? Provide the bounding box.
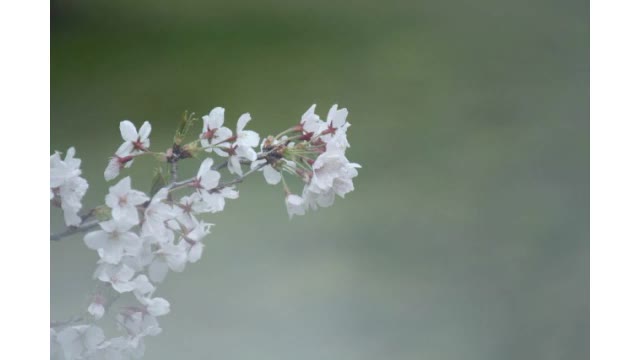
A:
[309,150,360,197]
[84,219,141,264]
[95,264,137,293]
[50,147,88,226]
[285,194,306,219]
[192,158,229,212]
[201,107,233,152]
[213,113,259,175]
[104,148,134,181]
[148,242,187,283]
[56,325,105,360]
[178,220,212,263]
[119,239,155,271]
[88,294,106,320]
[303,184,336,210]
[59,176,89,227]
[117,310,161,338]
[234,113,260,148]
[139,297,171,317]
[50,147,81,188]
[205,186,239,214]
[105,177,149,223]
[193,158,220,192]
[230,144,257,175]
[303,104,350,148]
[141,188,175,239]
[172,193,208,229]
[300,104,322,133]
[132,274,155,300]
[117,120,151,155]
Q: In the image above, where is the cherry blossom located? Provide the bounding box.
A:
[308,148,360,198]
[200,107,233,152]
[95,264,137,293]
[234,113,260,148]
[88,294,106,320]
[84,219,141,264]
[285,194,306,219]
[213,113,260,175]
[139,296,171,317]
[50,147,88,226]
[148,241,187,283]
[105,177,149,223]
[178,220,212,263]
[56,325,105,360]
[117,120,151,155]
[104,148,134,181]
[51,103,360,360]
[300,104,322,133]
[141,188,175,239]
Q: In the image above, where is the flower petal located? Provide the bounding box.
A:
[119,120,138,141]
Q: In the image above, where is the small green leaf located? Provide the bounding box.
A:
[150,167,168,197]
[174,110,196,145]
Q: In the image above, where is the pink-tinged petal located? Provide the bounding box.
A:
[104,158,121,181]
[138,121,152,140]
[236,113,251,132]
[119,120,138,141]
[263,165,282,185]
[116,141,134,156]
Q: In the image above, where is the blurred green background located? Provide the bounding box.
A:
[50,1,588,359]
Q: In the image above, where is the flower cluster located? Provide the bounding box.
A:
[50,104,360,359]
[50,147,88,226]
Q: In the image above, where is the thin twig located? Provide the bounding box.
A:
[169,160,178,184]
[50,218,100,241]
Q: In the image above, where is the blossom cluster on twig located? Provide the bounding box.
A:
[49,104,360,359]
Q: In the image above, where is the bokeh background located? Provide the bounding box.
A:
[50,1,588,359]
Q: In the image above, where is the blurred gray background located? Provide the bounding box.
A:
[50,1,588,359]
